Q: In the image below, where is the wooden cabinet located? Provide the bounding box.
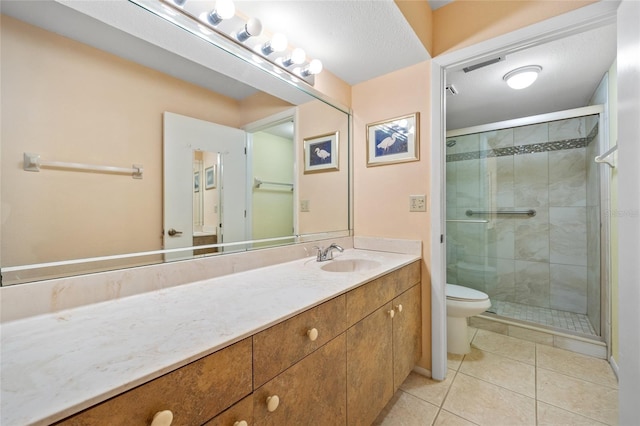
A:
[253,295,346,388]
[253,335,347,426]
[346,261,421,425]
[56,261,420,426]
[204,395,253,426]
[346,303,394,426]
[392,284,422,391]
[56,338,253,426]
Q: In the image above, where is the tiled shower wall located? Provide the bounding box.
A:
[446,115,600,332]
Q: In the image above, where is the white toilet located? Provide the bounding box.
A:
[446,284,491,354]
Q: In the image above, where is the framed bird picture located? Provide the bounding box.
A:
[303,131,339,173]
[366,112,419,167]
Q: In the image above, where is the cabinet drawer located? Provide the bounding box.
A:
[346,262,421,327]
[57,338,253,426]
[253,334,347,426]
[253,295,346,388]
[393,261,421,296]
[204,394,253,426]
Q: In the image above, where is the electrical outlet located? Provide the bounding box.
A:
[409,195,427,212]
[300,200,310,212]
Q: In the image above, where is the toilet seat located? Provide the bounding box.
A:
[446,284,489,302]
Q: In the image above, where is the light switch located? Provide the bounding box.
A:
[300,200,310,212]
[409,195,427,212]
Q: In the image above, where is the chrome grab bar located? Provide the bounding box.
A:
[446,219,489,224]
[466,209,536,217]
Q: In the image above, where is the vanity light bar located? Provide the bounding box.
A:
[142,0,322,86]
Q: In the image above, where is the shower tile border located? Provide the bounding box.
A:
[446,122,598,163]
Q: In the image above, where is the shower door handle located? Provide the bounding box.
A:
[445,219,489,224]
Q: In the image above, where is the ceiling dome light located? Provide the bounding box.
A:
[503,65,542,90]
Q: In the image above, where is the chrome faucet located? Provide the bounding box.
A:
[313,243,344,262]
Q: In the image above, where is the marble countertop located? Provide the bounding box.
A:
[0,249,420,426]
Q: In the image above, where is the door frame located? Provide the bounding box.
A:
[429,1,620,380]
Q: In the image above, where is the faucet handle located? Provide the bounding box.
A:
[311,245,323,261]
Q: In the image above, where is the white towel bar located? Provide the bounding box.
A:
[595,144,618,168]
[23,152,143,179]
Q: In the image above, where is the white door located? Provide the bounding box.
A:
[616,0,640,422]
[163,112,246,261]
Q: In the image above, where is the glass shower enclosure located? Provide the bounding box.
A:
[445,106,606,338]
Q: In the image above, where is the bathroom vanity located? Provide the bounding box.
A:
[1,248,421,426]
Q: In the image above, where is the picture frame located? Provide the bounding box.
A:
[366,112,419,167]
[205,165,216,190]
[194,171,200,193]
[303,131,339,173]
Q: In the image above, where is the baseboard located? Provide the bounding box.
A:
[412,365,432,378]
[609,355,619,379]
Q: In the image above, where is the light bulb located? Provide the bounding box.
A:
[308,59,323,75]
[237,17,263,42]
[261,33,288,55]
[282,48,305,67]
[300,59,323,77]
[207,0,235,26]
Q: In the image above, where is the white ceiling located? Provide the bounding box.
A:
[236,1,616,129]
[444,23,617,130]
[2,0,617,131]
[235,0,431,86]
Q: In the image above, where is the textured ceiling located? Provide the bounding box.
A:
[236,1,431,85]
[445,23,617,130]
[2,0,618,130]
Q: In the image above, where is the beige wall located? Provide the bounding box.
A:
[432,0,596,55]
[297,100,350,234]
[352,61,432,369]
[395,0,434,55]
[0,16,286,267]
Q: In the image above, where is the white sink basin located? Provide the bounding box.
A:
[320,259,381,273]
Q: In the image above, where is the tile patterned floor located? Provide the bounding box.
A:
[374,328,618,426]
[487,300,597,336]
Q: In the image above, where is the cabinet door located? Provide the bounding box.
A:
[392,284,422,391]
[253,334,346,426]
[346,303,394,426]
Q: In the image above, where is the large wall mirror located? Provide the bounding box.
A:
[0,0,351,286]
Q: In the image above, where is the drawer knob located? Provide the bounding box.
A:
[150,410,173,426]
[266,395,280,412]
[388,309,395,319]
[396,304,403,313]
[234,421,248,426]
[307,327,319,341]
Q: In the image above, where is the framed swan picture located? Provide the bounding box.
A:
[366,112,419,166]
[303,131,339,173]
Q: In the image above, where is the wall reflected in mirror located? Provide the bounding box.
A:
[0,10,349,286]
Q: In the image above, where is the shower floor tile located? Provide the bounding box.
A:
[487,300,597,336]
